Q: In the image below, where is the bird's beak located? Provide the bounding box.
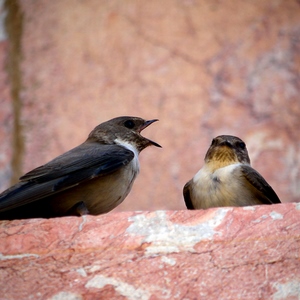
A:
[219,141,233,148]
[139,119,159,131]
[139,119,162,148]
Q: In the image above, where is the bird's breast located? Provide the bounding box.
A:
[114,139,140,172]
[192,163,247,208]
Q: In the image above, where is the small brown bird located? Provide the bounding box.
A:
[183,135,281,209]
[0,116,161,220]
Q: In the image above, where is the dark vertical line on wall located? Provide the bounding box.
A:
[4,0,24,185]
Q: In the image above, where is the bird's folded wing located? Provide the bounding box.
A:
[20,143,134,182]
[0,143,134,211]
[183,181,195,209]
[240,165,281,204]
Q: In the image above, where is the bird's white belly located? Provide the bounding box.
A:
[192,163,250,208]
[90,152,140,213]
[50,141,140,215]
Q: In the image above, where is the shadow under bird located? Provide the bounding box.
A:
[183,135,281,209]
[0,116,161,220]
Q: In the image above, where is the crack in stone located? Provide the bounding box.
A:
[124,15,205,67]
[0,252,39,260]
[4,0,24,185]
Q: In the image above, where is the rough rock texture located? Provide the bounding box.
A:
[0,1,300,212]
[0,203,299,299]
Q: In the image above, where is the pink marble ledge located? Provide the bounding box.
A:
[0,202,299,300]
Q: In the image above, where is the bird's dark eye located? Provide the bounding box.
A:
[211,138,216,146]
[237,142,246,149]
[124,120,135,129]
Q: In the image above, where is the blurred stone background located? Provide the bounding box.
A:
[0,0,299,212]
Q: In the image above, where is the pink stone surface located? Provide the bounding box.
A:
[1,1,300,211]
[0,203,299,299]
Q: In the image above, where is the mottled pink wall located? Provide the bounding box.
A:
[1,204,300,299]
[1,0,300,210]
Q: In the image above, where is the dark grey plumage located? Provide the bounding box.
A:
[0,116,161,220]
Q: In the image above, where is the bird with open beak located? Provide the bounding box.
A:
[0,116,161,220]
[183,135,281,209]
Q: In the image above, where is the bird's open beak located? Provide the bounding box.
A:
[139,119,162,148]
[139,119,159,131]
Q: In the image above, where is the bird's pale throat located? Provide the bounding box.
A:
[207,147,238,168]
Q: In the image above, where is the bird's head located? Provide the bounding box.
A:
[205,135,250,168]
[88,116,161,152]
